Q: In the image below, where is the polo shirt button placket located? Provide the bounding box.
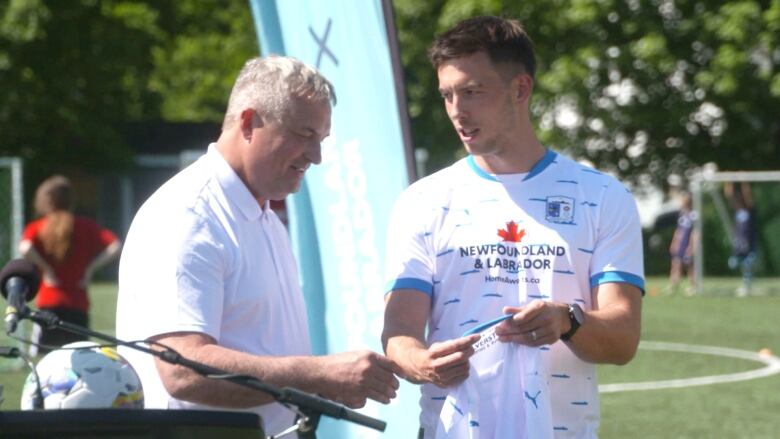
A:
[260,213,289,294]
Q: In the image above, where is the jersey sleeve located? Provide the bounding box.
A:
[383,187,435,296]
[589,180,645,293]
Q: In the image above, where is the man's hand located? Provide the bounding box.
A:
[317,350,401,408]
[495,283,643,365]
[151,334,403,409]
[494,300,570,346]
[408,335,480,388]
[383,288,479,389]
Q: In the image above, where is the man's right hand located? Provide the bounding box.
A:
[318,350,401,408]
[383,288,481,389]
[408,334,480,388]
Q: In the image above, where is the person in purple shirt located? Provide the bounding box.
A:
[725,182,758,296]
[668,192,697,295]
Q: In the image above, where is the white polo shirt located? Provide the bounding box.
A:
[385,150,644,438]
[116,145,310,436]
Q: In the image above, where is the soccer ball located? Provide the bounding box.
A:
[21,341,144,409]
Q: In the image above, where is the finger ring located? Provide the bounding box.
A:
[531,330,537,341]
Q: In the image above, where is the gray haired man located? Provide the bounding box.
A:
[117,56,400,436]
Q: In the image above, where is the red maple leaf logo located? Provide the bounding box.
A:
[497,221,525,243]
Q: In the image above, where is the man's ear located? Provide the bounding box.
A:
[514,73,534,103]
[239,109,260,141]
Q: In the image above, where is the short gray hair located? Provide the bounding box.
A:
[222,56,336,129]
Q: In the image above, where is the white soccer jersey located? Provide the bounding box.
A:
[437,325,554,439]
[385,150,644,438]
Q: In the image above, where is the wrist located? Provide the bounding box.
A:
[560,303,584,341]
[408,348,433,384]
[387,338,426,384]
[559,304,572,334]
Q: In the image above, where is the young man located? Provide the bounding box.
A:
[382,16,644,438]
[116,56,399,437]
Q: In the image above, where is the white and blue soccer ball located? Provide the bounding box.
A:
[21,341,144,409]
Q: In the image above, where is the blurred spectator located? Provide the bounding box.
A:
[668,192,697,295]
[19,175,122,354]
[724,182,757,297]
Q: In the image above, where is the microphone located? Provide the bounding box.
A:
[1,259,41,334]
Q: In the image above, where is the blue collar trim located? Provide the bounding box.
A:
[466,149,557,182]
[466,155,498,181]
[524,149,557,181]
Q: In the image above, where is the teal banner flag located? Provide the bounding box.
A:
[248,1,418,437]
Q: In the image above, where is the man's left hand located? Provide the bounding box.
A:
[494,300,570,346]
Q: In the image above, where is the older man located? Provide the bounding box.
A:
[117,56,399,436]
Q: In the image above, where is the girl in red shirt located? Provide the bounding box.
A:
[19,175,121,354]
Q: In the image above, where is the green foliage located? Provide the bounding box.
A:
[4,0,778,196]
[393,0,780,189]
[150,1,258,122]
[0,0,257,200]
[0,0,158,183]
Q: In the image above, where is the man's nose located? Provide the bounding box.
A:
[307,141,322,165]
[448,95,467,120]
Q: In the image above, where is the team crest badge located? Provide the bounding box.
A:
[545,196,575,224]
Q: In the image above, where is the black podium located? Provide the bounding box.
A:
[0,409,264,438]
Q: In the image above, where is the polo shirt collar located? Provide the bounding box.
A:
[207,144,264,221]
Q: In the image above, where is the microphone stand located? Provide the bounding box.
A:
[24,309,386,438]
[0,346,44,410]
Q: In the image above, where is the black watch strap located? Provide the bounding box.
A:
[560,304,583,341]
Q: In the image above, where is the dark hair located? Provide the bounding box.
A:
[428,16,536,79]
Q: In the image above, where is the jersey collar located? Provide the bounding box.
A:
[467,149,558,182]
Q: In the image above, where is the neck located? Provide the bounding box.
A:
[473,134,546,175]
[215,128,268,208]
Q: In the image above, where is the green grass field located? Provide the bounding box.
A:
[0,282,119,409]
[600,277,780,438]
[1,278,779,437]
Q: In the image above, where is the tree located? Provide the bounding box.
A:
[150,0,259,122]
[0,0,160,183]
[393,0,780,191]
[0,0,258,202]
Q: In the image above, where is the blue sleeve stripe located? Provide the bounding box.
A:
[590,271,645,294]
[385,278,433,296]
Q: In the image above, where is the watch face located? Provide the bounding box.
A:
[571,304,584,324]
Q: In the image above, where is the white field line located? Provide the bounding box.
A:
[599,341,780,393]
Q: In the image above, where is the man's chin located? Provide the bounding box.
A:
[271,184,301,200]
[462,140,484,155]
